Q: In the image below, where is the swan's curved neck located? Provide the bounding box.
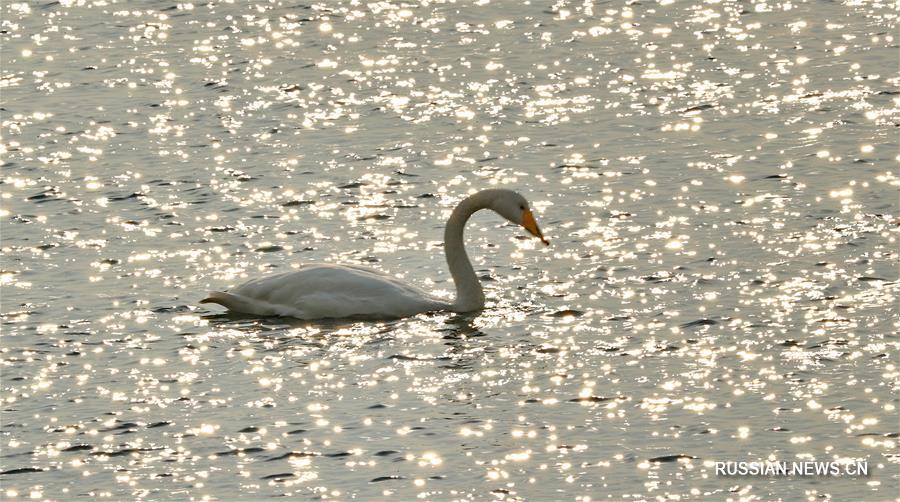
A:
[444,192,491,312]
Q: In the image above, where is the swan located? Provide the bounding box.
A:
[200,189,548,319]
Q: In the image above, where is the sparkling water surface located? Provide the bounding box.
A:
[1,0,898,499]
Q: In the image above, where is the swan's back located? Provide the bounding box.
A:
[202,263,447,319]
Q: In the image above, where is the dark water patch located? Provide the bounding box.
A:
[108,192,145,201]
[238,426,259,433]
[648,454,697,463]
[338,182,367,189]
[554,163,606,170]
[0,467,46,475]
[215,447,265,456]
[27,187,63,202]
[62,444,93,452]
[569,396,619,403]
[680,319,718,328]
[152,306,191,314]
[261,472,294,480]
[255,245,284,252]
[857,276,889,282]
[682,104,714,113]
[282,200,315,207]
[370,475,404,482]
[388,354,431,361]
[548,309,583,318]
[99,422,139,433]
[92,447,161,457]
[346,154,376,162]
[266,451,319,462]
[147,421,171,428]
[286,429,306,435]
[374,450,399,457]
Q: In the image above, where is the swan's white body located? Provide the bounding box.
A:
[203,264,449,319]
[201,189,547,320]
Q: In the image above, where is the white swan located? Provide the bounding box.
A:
[200,189,548,319]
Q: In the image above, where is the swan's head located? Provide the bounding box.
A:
[489,190,550,246]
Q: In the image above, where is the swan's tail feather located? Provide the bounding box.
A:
[201,291,258,313]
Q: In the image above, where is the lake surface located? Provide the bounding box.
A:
[2,0,898,499]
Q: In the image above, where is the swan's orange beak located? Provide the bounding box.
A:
[522,208,549,246]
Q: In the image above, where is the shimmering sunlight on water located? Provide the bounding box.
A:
[1,0,898,499]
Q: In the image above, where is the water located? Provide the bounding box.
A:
[2,0,898,499]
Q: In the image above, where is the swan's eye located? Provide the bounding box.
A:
[519,205,525,210]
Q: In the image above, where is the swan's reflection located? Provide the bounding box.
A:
[195,304,555,384]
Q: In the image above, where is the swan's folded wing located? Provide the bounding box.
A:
[224,263,447,319]
[200,291,289,316]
